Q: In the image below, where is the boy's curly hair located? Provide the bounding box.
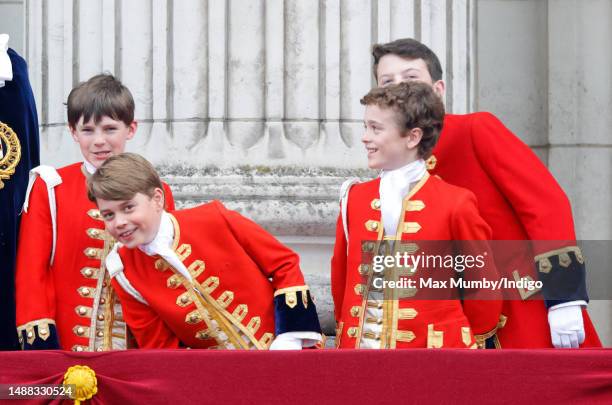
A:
[360,81,445,158]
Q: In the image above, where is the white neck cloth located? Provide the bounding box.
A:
[379,159,427,236]
[138,211,193,282]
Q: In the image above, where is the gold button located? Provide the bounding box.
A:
[371,199,381,210]
[81,287,90,296]
[362,242,375,252]
[365,220,379,231]
[190,314,199,323]
[76,327,85,335]
[287,296,296,305]
[84,268,93,277]
[78,307,87,315]
[100,298,106,305]
[358,264,370,275]
[27,331,33,338]
[75,346,84,352]
[97,331,104,337]
[196,331,209,340]
[180,296,189,304]
[347,327,358,337]
[169,279,177,287]
[354,284,365,295]
[350,306,360,317]
[97,314,105,321]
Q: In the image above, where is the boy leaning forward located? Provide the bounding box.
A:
[90,153,322,350]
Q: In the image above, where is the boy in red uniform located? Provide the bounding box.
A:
[15,74,175,351]
[88,153,322,350]
[370,38,600,348]
[331,81,502,349]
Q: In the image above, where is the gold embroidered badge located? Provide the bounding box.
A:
[0,121,21,189]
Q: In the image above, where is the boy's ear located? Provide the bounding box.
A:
[126,121,138,140]
[152,187,165,210]
[404,127,423,150]
[69,125,79,142]
[433,79,446,100]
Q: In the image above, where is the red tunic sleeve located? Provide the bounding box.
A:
[214,202,305,290]
[470,112,576,242]
[450,189,503,337]
[15,177,57,325]
[330,212,348,323]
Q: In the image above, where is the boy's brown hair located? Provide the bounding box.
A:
[372,38,443,82]
[67,74,135,129]
[360,81,445,158]
[87,153,163,202]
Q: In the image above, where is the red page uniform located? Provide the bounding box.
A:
[427,112,600,348]
[332,171,502,349]
[110,201,321,349]
[15,162,175,351]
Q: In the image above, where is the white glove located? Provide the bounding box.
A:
[269,333,303,350]
[548,304,585,348]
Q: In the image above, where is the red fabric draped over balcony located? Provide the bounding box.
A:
[1,349,611,404]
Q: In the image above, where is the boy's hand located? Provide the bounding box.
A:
[548,304,585,348]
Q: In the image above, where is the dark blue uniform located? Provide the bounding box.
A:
[0,48,40,350]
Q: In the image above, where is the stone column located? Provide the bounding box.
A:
[25,0,475,334]
[547,0,612,346]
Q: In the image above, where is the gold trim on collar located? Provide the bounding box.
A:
[425,155,437,170]
[167,213,181,251]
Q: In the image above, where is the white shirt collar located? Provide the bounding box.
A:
[0,34,13,88]
[138,211,174,256]
[137,211,193,282]
[83,160,97,175]
[380,159,426,181]
[379,159,427,236]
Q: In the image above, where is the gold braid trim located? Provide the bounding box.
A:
[17,318,56,346]
[473,314,507,349]
[534,246,583,262]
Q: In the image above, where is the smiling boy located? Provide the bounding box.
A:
[370,38,600,349]
[15,74,175,351]
[331,81,501,349]
[88,153,322,350]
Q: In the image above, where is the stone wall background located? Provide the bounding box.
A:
[1,0,610,345]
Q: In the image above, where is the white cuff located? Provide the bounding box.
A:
[269,332,322,350]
